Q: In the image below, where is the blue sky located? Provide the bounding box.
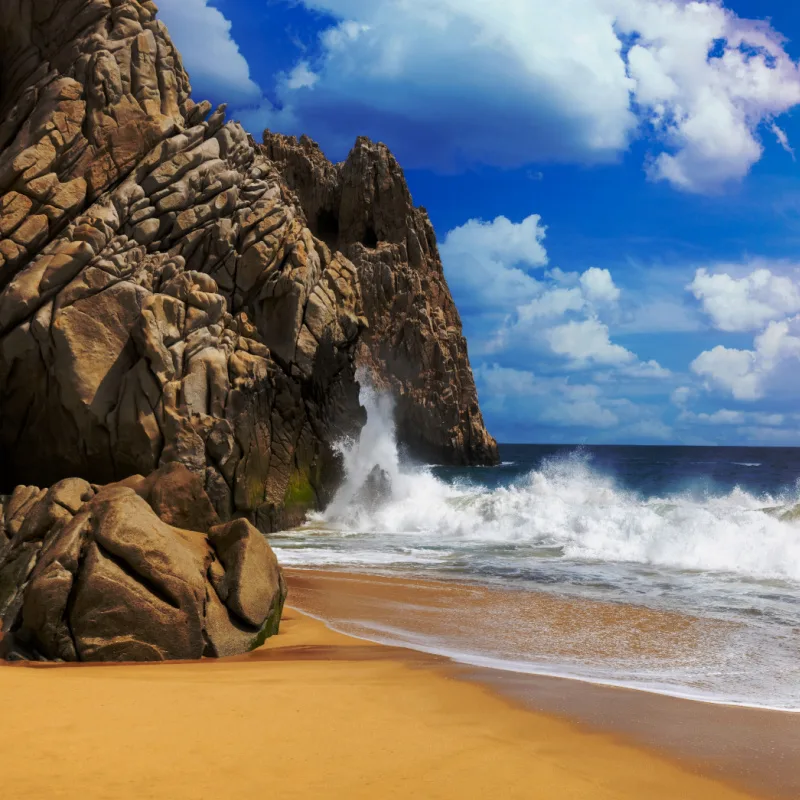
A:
[159,0,800,446]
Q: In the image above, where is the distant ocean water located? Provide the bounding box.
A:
[272,389,800,711]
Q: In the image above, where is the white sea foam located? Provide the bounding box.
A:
[294,608,800,712]
[279,386,800,710]
[311,387,800,583]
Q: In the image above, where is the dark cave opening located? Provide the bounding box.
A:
[316,209,340,249]
[361,225,379,249]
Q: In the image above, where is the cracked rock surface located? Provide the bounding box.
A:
[0,0,365,530]
[0,463,286,662]
[0,0,497,660]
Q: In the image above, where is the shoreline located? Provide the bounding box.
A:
[285,568,800,800]
[0,613,769,799]
[283,567,798,714]
[291,601,795,713]
[0,571,795,800]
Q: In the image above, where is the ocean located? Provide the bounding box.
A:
[272,389,800,712]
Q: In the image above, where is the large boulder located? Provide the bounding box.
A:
[0,465,286,662]
[119,460,222,533]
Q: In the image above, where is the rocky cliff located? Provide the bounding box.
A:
[0,0,366,531]
[262,133,498,467]
[0,0,496,661]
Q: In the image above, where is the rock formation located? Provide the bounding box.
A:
[0,0,366,530]
[262,133,498,466]
[0,464,286,661]
[0,0,497,660]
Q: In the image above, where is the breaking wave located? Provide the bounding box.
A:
[313,387,800,584]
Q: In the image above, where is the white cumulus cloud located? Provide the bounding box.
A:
[545,318,636,367]
[620,360,672,380]
[671,386,693,407]
[442,215,548,280]
[689,264,800,332]
[285,62,320,91]
[439,215,572,353]
[156,0,262,105]
[439,215,548,316]
[233,0,800,192]
[580,267,621,305]
[441,215,668,382]
[691,316,800,400]
[617,0,800,191]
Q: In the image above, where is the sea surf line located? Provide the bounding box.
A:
[273,386,800,712]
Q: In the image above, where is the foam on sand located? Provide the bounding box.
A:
[273,385,800,711]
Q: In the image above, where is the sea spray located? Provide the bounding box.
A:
[320,385,402,521]
[281,400,800,710]
[313,396,800,582]
[317,383,467,531]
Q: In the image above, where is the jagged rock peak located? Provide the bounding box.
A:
[262,131,499,467]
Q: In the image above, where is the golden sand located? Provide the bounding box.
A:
[286,569,800,800]
[0,602,767,800]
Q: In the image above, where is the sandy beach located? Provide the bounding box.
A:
[287,569,800,799]
[0,570,793,800]
[3,4,800,800]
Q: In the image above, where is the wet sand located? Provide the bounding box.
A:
[0,599,771,800]
[287,569,800,800]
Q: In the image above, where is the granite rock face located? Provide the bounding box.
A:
[0,0,497,662]
[262,133,499,466]
[0,0,366,529]
[0,464,286,661]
